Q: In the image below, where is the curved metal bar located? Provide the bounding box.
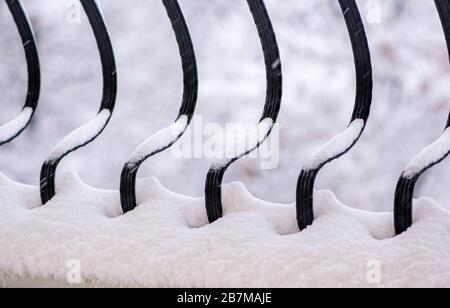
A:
[0,0,40,146]
[40,0,117,204]
[394,0,450,236]
[205,0,283,223]
[296,0,373,231]
[119,0,198,214]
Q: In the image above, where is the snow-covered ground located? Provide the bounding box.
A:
[1,173,450,288]
[1,0,450,213]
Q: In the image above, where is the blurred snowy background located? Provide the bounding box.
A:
[1,0,449,212]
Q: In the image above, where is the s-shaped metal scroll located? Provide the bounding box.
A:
[205,0,283,223]
[40,0,117,204]
[119,0,198,214]
[394,0,450,235]
[296,0,373,231]
[0,0,40,146]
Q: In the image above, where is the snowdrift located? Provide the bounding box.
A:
[1,172,449,288]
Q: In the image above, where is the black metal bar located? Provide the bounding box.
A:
[437,0,450,131]
[120,0,198,213]
[205,0,283,223]
[394,176,415,235]
[296,0,373,231]
[296,169,318,230]
[437,0,450,129]
[40,0,117,204]
[0,0,40,146]
[394,0,450,235]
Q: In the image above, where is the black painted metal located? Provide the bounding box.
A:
[205,0,282,223]
[40,0,117,204]
[120,0,198,214]
[394,176,415,235]
[439,0,450,131]
[296,0,373,231]
[394,0,450,235]
[0,0,40,146]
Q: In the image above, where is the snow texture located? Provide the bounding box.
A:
[304,119,365,170]
[211,118,274,169]
[46,109,111,161]
[403,127,450,179]
[0,107,33,144]
[0,172,449,288]
[128,115,188,164]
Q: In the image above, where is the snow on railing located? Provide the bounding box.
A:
[0,0,40,146]
[40,0,117,205]
[296,0,373,231]
[204,0,283,223]
[1,0,449,240]
[119,0,198,214]
[394,0,450,235]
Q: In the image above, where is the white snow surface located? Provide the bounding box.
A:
[46,109,111,161]
[0,107,33,144]
[0,172,450,288]
[304,119,364,170]
[403,127,450,179]
[211,118,274,169]
[128,115,188,164]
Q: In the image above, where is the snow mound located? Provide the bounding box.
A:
[211,118,274,169]
[0,107,33,144]
[304,119,364,170]
[127,115,188,164]
[46,110,111,161]
[0,172,449,288]
[403,127,450,179]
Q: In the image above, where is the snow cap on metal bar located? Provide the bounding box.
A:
[119,0,198,214]
[40,0,117,205]
[296,0,373,231]
[204,0,283,223]
[0,0,40,146]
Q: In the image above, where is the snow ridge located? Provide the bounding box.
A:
[47,109,111,161]
[0,107,33,144]
[211,118,274,169]
[128,115,188,164]
[304,119,365,171]
[403,127,450,179]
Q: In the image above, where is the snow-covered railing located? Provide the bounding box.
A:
[204,0,283,223]
[2,0,449,237]
[119,0,198,214]
[296,0,373,231]
[40,0,117,204]
[394,0,450,235]
[0,0,40,146]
